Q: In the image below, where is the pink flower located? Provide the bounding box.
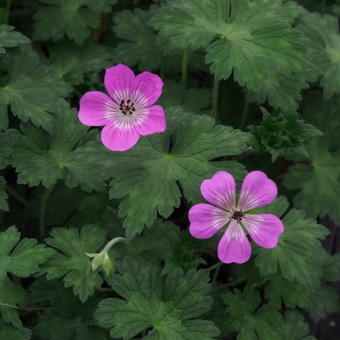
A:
[189,171,284,264]
[78,64,166,151]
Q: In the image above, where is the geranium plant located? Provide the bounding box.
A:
[0,0,339,339]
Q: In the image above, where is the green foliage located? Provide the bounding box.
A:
[223,286,285,340]
[0,0,338,338]
[0,226,53,283]
[95,257,220,339]
[31,279,107,340]
[299,11,340,98]
[265,274,311,309]
[159,81,211,114]
[250,108,322,161]
[0,25,30,54]
[0,320,31,340]
[0,46,69,130]
[153,0,313,112]
[34,0,118,44]
[79,107,249,237]
[254,197,329,286]
[282,311,316,340]
[284,139,340,223]
[113,7,180,71]
[0,278,27,329]
[47,40,111,86]
[43,225,106,302]
[11,99,107,191]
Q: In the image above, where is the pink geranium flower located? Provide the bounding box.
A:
[78,64,166,151]
[189,171,284,264]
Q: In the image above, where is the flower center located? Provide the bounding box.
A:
[231,210,244,222]
[119,99,136,115]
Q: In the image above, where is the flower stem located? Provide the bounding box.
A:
[4,0,13,24]
[5,186,28,206]
[181,48,190,87]
[239,98,249,129]
[39,185,54,238]
[0,302,47,311]
[223,277,246,288]
[211,75,220,118]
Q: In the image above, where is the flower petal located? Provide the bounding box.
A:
[217,221,251,264]
[135,105,166,136]
[78,91,112,126]
[243,214,284,248]
[104,64,135,103]
[131,71,163,107]
[101,124,140,152]
[189,203,228,239]
[238,171,277,211]
[200,171,236,210]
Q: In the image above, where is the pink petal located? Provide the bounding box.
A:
[242,214,284,248]
[130,72,163,107]
[189,204,228,239]
[238,171,277,211]
[104,64,135,103]
[78,91,112,126]
[200,171,236,210]
[101,124,140,152]
[135,105,166,136]
[217,221,251,264]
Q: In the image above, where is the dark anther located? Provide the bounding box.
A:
[232,210,244,222]
[127,99,131,103]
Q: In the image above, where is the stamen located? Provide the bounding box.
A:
[231,210,244,222]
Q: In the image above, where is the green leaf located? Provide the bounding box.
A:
[0,46,69,130]
[114,219,180,263]
[299,11,340,98]
[0,176,8,212]
[47,40,111,86]
[284,139,340,223]
[113,7,180,71]
[322,253,340,282]
[95,257,220,339]
[223,286,285,340]
[307,284,340,322]
[78,107,249,237]
[302,95,340,150]
[11,99,107,191]
[153,0,313,112]
[281,311,316,340]
[265,274,311,309]
[0,277,28,329]
[0,129,19,170]
[0,226,53,283]
[254,196,329,286]
[33,0,118,44]
[159,81,211,114]
[43,225,107,302]
[30,279,107,340]
[0,320,31,340]
[250,108,322,162]
[0,25,30,54]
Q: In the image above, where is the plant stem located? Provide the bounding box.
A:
[4,0,13,24]
[6,186,28,206]
[211,75,220,118]
[0,302,47,311]
[322,0,326,13]
[239,98,250,129]
[223,277,246,288]
[212,262,222,282]
[39,185,54,238]
[181,48,190,87]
